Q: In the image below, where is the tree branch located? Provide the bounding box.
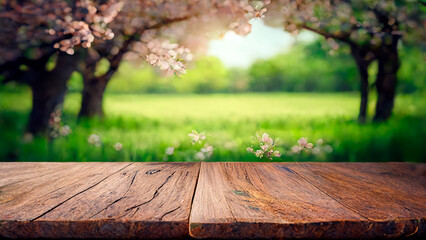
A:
[131,14,196,39]
[301,24,353,45]
[98,15,198,82]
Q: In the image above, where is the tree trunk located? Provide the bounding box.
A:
[78,77,108,118]
[28,53,79,135]
[358,69,369,123]
[350,45,374,123]
[78,39,131,119]
[373,44,400,122]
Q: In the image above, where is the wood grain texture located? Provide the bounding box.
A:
[189,162,426,239]
[0,162,200,239]
[286,162,426,237]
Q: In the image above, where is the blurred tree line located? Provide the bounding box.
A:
[63,39,424,95]
[2,0,424,136]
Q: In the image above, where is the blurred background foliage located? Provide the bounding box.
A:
[1,38,425,163]
[51,38,425,95]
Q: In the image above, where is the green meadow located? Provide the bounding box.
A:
[1,90,425,162]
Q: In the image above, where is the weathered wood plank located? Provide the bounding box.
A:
[0,162,200,239]
[286,162,426,237]
[189,162,426,239]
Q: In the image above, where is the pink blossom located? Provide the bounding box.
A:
[293,137,328,154]
[165,147,174,155]
[298,137,308,147]
[146,53,158,65]
[114,142,123,151]
[188,130,206,145]
[249,132,281,160]
[59,125,71,136]
[201,144,213,158]
[144,39,193,77]
[48,109,71,139]
[292,145,302,153]
[188,130,213,161]
[273,151,281,157]
[88,134,102,147]
[261,133,273,144]
[194,152,205,161]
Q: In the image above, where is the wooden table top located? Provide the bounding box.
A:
[0,162,425,239]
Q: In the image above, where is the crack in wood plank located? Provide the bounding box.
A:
[129,170,139,187]
[128,207,139,219]
[88,196,126,219]
[123,171,176,217]
[30,163,134,222]
[0,163,201,239]
[159,206,181,221]
[1,162,424,239]
[43,186,65,197]
[88,170,140,219]
[188,163,201,226]
[277,164,371,221]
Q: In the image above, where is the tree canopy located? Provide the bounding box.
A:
[264,0,425,121]
[0,0,270,134]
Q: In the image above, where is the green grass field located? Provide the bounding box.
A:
[1,90,425,162]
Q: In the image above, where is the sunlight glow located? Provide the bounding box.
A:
[207,19,317,68]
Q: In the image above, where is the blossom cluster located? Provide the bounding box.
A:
[188,130,206,145]
[229,0,269,35]
[312,139,333,155]
[188,130,213,161]
[87,134,102,147]
[291,137,314,154]
[50,0,123,55]
[163,130,212,161]
[145,39,193,77]
[113,142,123,151]
[87,133,123,151]
[292,137,333,155]
[165,146,175,156]
[50,124,333,161]
[48,109,71,139]
[247,132,281,160]
[195,144,213,161]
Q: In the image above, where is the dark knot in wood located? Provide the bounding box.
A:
[146,169,161,175]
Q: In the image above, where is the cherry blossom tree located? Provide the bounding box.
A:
[0,0,122,134]
[264,0,425,122]
[77,0,270,118]
[0,0,269,135]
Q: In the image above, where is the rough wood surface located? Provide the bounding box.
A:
[0,162,200,239]
[189,162,426,239]
[1,162,425,239]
